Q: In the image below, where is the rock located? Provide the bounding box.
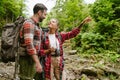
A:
[99,76,110,80]
[64,69,76,80]
[81,66,100,77]
[67,50,77,55]
[0,62,15,79]
[117,76,120,80]
[80,74,90,80]
[99,66,120,77]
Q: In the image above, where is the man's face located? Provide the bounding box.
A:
[39,10,47,22]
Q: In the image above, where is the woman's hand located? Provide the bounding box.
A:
[82,16,92,24]
[78,16,92,28]
[50,47,56,52]
[44,47,55,54]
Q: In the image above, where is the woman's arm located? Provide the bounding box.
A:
[78,16,91,29]
[39,42,55,57]
[61,17,91,42]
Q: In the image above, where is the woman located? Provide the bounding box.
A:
[39,17,91,80]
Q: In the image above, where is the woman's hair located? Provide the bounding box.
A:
[33,3,47,14]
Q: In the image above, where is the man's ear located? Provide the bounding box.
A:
[38,10,42,15]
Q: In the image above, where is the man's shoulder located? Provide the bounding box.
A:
[24,19,33,23]
[23,19,35,29]
[24,19,35,25]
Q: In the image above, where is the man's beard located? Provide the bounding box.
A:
[39,18,43,22]
[39,17,44,22]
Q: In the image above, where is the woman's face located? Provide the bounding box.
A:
[48,19,58,30]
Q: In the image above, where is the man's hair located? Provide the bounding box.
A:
[33,3,47,14]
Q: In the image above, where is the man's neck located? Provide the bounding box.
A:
[31,14,39,24]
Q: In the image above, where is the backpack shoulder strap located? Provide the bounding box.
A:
[57,32,62,41]
[42,31,47,43]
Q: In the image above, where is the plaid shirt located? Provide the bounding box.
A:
[40,28,80,79]
[20,18,42,55]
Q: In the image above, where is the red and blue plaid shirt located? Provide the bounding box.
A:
[20,18,42,55]
[40,28,80,79]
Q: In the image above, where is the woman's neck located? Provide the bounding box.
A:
[49,29,56,34]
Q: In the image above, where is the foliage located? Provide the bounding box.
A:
[43,0,89,31]
[104,51,120,63]
[0,0,26,35]
[89,0,120,53]
[90,0,120,36]
[74,32,106,54]
[44,0,120,55]
[78,50,120,64]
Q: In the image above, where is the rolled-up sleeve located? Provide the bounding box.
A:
[23,22,37,55]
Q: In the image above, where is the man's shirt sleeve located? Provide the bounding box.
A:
[23,22,37,55]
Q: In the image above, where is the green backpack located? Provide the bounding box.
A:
[0,16,26,63]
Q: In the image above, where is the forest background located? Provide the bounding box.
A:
[0,0,120,79]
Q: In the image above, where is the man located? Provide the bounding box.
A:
[19,3,47,80]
